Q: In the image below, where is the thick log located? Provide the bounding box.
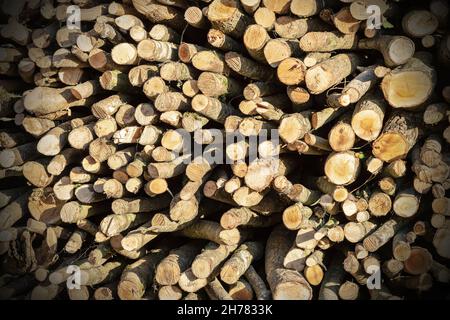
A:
[372,111,420,162]
[381,58,436,109]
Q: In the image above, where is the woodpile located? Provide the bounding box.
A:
[0,0,449,300]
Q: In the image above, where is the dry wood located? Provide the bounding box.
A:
[372,111,420,162]
[220,242,264,284]
[306,53,361,94]
[0,0,448,302]
[118,248,168,300]
[228,279,253,300]
[207,0,251,38]
[276,58,307,86]
[266,225,313,299]
[207,29,244,52]
[192,95,237,124]
[185,6,209,29]
[328,115,356,152]
[333,6,361,34]
[402,10,438,38]
[111,195,171,215]
[324,151,360,186]
[243,24,270,63]
[358,36,415,67]
[363,218,406,252]
[381,58,436,109]
[300,31,357,52]
[225,52,274,81]
[191,242,238,279]
[138,39,178,63]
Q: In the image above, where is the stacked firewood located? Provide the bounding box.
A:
[0,0,449,300]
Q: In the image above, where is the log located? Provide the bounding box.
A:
[225,52,274,81]
[0,192,30,230]
[207,29,244,52]
[265,225,313,300]
[191,242,238,279]
[358,36,415,67]
[351,91,386,142]
[155,241,204,286]
[291,0,326,17]
[0,141,38,168]
[117,248,169,300]
[278,112,311,144]
[299,32,357,52]
[363,218,406,252]
[254,7,276,30]
[220,242,264,284]
[185,7,209,29]
[305,53,362,94]
[178,220,241,246]
[197,72,242,97]
[433,228,450,259]
[131,0,184,30]
[328,115,356,151]
[137,39,178,62]
[393,189,420,218]
[243,24,270,63]
[111,195,171,215]
[372,111,420,162]
[344,221,377,243]
[60,201,109,224]
[402,10,439,38]
[207,0,251,38]
[192,95,237,123]
[368,190,392,217]
[381,58,436,109]
[318,255,345,300]
[277,58,306,86]
[324,151,360,185]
